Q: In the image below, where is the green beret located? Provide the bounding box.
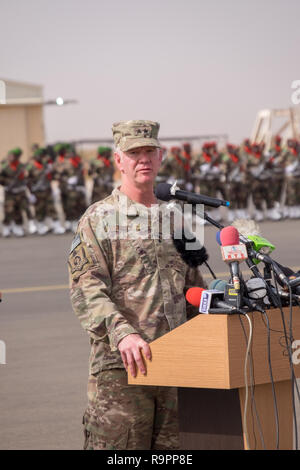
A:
[11,147,23,157]
[34,148,46,157]
[98,146,112,155]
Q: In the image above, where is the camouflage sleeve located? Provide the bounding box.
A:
[184,266,207,320]
[68,217,139,351]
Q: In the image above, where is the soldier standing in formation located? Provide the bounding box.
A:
[284,139,300,218]
[0,148,36,237]
[53,146,87,233]
[89,146,115,204]
[225,143,248,222]
[158,146,190,188]
[26,148,65,235]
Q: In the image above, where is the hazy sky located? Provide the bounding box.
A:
[1,0,299,145]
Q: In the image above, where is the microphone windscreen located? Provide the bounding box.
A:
[154,183,173,201]
[185,287,204,307]
[220,226,240,246]
[216,231,221,246]
[245,278,267,299]
[209,279,227,291]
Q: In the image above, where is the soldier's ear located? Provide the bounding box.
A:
[114,151,124,173]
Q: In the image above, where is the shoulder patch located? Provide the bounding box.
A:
[68,242,93,280]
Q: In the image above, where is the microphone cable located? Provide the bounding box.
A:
[240,312,253,450]
[261,309,280,450]
[272,266,300,449]
[239,314,266,450]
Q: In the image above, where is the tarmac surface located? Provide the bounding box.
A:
[0,218,300,450]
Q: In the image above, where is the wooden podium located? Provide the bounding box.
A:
[128,308,300,450]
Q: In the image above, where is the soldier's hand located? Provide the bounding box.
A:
[118,333,151,378]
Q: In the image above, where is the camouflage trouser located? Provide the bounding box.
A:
[3,191,32,225]
[228,182,248,209]
[285,177,300,206]
[83,368,179,450]
[271,175,285,204]
[61,189,87,221]
[251,178,275,210]
[33,189,58,222]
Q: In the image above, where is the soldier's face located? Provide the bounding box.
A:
[115,146,162,187]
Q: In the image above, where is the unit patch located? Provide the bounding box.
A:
[68,237,93,279]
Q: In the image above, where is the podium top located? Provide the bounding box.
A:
[128,308,300,389]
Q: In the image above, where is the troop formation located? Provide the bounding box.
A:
[0,144,114,237]
[1,135,300,237]
[158,137,300,223]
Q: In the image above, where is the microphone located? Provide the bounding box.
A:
[155,182,230,208]
[186,287,241,314]
[209,278,266,313]
[172,229,209,268]
[220,226,248,292]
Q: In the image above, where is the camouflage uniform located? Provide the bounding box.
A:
[225,144,248,221]
[268,136,286,206]
[284,139,300,218]
[89,147,115,204]
[26,149,61,234]
[196,142,227,222]
[0,148,33,236]
[243,142,274,221]
[69,185,205,449]
[158,147,189,188]
[54,149,87,230]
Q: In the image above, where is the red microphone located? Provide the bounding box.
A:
[220,226,248,291]
[186,287,205,307]
[186,286,238,313]
[220,226,240,246]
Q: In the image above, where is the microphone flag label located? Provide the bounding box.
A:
[199,290,224,314]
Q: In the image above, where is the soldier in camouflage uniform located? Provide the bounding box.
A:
[0,148,35,237]
[68,120,205,450]
[89,146,115,204]
[284,139,300,218]
[158,146,189,188]
[26,148,65,235]
[245,141,281,221]
[225,144,249,222]
[54,147,87,232]
[196,142,227,222]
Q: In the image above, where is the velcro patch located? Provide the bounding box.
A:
[70,234,81,253]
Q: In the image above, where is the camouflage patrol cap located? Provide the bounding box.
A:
[112,120,161,152]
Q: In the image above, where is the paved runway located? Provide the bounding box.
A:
[0,218,300,449]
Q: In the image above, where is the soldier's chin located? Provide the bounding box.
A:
[137,171,155,182]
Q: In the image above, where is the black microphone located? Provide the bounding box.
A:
[155,183,230,208]
[172,229,209,268]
